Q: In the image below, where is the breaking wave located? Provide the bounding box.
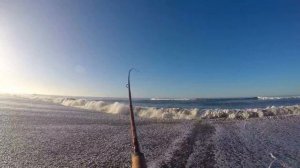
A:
[257,96,300,100]
[151,96,300,101]
[150,98,190,101]
[19,95,300,120]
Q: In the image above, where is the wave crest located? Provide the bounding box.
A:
[150,98,190,101]
[257,96,300,100]
[19,95,300,120]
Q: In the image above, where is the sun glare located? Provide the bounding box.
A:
[0,38,22,94]
[0,86,23,94]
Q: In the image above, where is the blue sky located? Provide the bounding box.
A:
[0,0,299,98]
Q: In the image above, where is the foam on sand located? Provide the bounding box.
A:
[18,95,300,120]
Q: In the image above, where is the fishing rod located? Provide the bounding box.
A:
[126,68,147,168]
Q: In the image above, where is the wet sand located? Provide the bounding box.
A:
[0,96,299,167]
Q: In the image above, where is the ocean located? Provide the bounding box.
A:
[115,96,300,109]
[18,94,300,120]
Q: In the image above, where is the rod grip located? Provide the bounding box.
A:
[131,152,147,168]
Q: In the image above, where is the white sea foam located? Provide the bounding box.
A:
[18,95,300,120]
[257,96,300,100]
[150,98,190,101]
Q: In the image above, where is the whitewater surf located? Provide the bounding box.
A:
[17,94,300,120]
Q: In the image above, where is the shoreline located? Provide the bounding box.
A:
[0,96,299,167]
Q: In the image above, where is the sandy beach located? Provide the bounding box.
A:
[2,1,299,167]
[0,96,299,167]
